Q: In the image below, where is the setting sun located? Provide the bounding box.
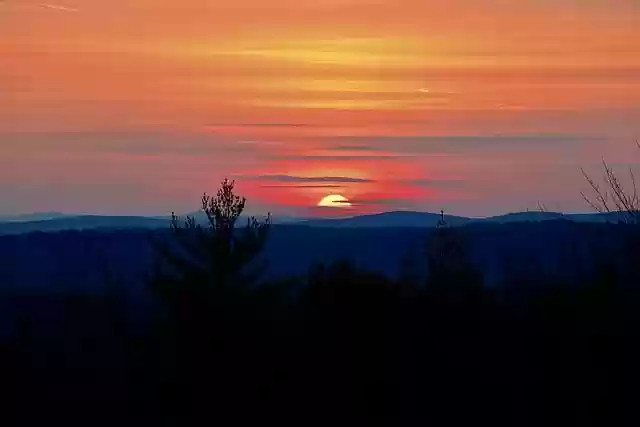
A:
[318,194,352,208]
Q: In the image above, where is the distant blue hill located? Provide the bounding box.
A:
[482,211,627,224]
[299,211,471,228]
[0,210,628,235]
[0,215,169,235]
[480,211,567,223]
[0,212,69,222]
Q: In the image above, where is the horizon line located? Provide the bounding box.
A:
[0,209,619,221]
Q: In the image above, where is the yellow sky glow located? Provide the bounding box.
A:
[1,0,639,215]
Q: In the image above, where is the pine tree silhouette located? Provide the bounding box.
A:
[151,178,271,303]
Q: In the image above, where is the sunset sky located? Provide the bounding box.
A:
[1,0,639,217]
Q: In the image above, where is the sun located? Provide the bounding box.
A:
[317,194,352,208]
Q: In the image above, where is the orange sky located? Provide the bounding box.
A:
[1,0,639,216]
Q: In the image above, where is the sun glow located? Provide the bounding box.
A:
[318,194,352,208]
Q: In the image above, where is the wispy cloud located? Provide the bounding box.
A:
[327,144,378,151]
[397,178,464,188]
[259,184,346,189]
[324,134,596,155]
[205,123,313,128]
[242,174,375,183]
[250,176,463,190]
[332,198,408,207]
[267,154,408,161]
[40,3,79,12]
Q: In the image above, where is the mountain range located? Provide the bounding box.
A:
[0,210,627,235]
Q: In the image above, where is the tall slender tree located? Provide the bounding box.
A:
[145,179,272,420]
[151,178,271,308]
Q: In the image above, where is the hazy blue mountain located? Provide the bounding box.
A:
[0,215,169,235]
[483,211,628,224]
[480,211,569,223]
[299,211,471,228]
[0,212,69,222]
[0,210,628,235]
[567,212,632,223]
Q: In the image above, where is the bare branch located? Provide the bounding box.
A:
[537,200,547,212]
[580,141,640,224]
[581,167,611,213]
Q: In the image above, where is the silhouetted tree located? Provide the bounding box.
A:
[581,141,639,224]
[579,142,639,286]
[144,179,273,422]
[151,178,271,304]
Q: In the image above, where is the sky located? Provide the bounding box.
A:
[1,0,639,217]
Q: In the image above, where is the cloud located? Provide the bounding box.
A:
[241,174,375,183]
[1,131,263,157]
[397,178,465,188]
[259,184,346,189]
[40,3,79,12]
[325,198,426,209]
[247,176,463,190]
[323,134,597,155]
[327,144,378,151]
[335,198,399,205]
[267,154,408,161]
[205,123,313,128]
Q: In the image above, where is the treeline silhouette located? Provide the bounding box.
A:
[2,179,640,426]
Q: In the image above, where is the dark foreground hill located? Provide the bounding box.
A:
[0,221,640,426]
[0,220,639,425]
[0,220,636,295]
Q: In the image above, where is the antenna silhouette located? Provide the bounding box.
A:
[437,209,447,228]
